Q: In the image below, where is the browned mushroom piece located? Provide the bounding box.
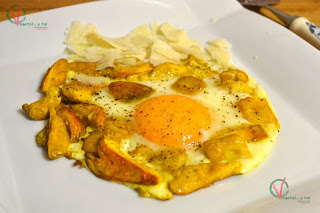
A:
[108,81,154,102]
[47,108,70,160]
[70,104,107,128]
[237,97,280,129]
[168,161,241,195]
[40,59,69,92]
[83,128,104,157]
[69,61,113,77]
[171,76,207,95]
[61,80,105,103]
[22,86,61,120]
[203,124,268,164]
[86,136,161,185]
[110,63,153,78]
[219,69,253,94]
[56,103,86,142]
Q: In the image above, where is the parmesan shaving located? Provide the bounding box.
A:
[64,21,233,71]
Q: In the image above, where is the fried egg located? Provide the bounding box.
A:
[67,70,279,199]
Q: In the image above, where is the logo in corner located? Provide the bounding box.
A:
[6,5,48,30]
[269,177,289,200]
[7,5,26,26]
[269,177,311,204]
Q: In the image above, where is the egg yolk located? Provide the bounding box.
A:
[135,95,211,147]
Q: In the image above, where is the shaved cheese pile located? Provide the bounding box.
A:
[65,21,232,71]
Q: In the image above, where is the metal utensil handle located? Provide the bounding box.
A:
[263,5,294,25]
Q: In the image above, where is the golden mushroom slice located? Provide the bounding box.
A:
[152,62,189,78]
[219,69,249,82]
[130,146,188,171]
[147,148,187,171]
[110,63,153,79]
[83,128,104,157]
[83,118,134,157]
[203,124,268,164]
[204,136,251,164]
[61,80,105,103]
[103,117,134,141]
[22,86,61,120]
[237,97,280,129]
[214,124,268,142]
[47,108,70,160]
[168,161,241,195]
[69,61,96,76]
[108,81,154,102]
[69,61,113,77]
[56,103,86,143]
[171,76,207,95]
[36,125,49,147]
[219,69,253,94]
[70,103,107,128]
[40,59,69,92]
[86,136,161,185]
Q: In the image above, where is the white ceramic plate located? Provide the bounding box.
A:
[1,0,320,212]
